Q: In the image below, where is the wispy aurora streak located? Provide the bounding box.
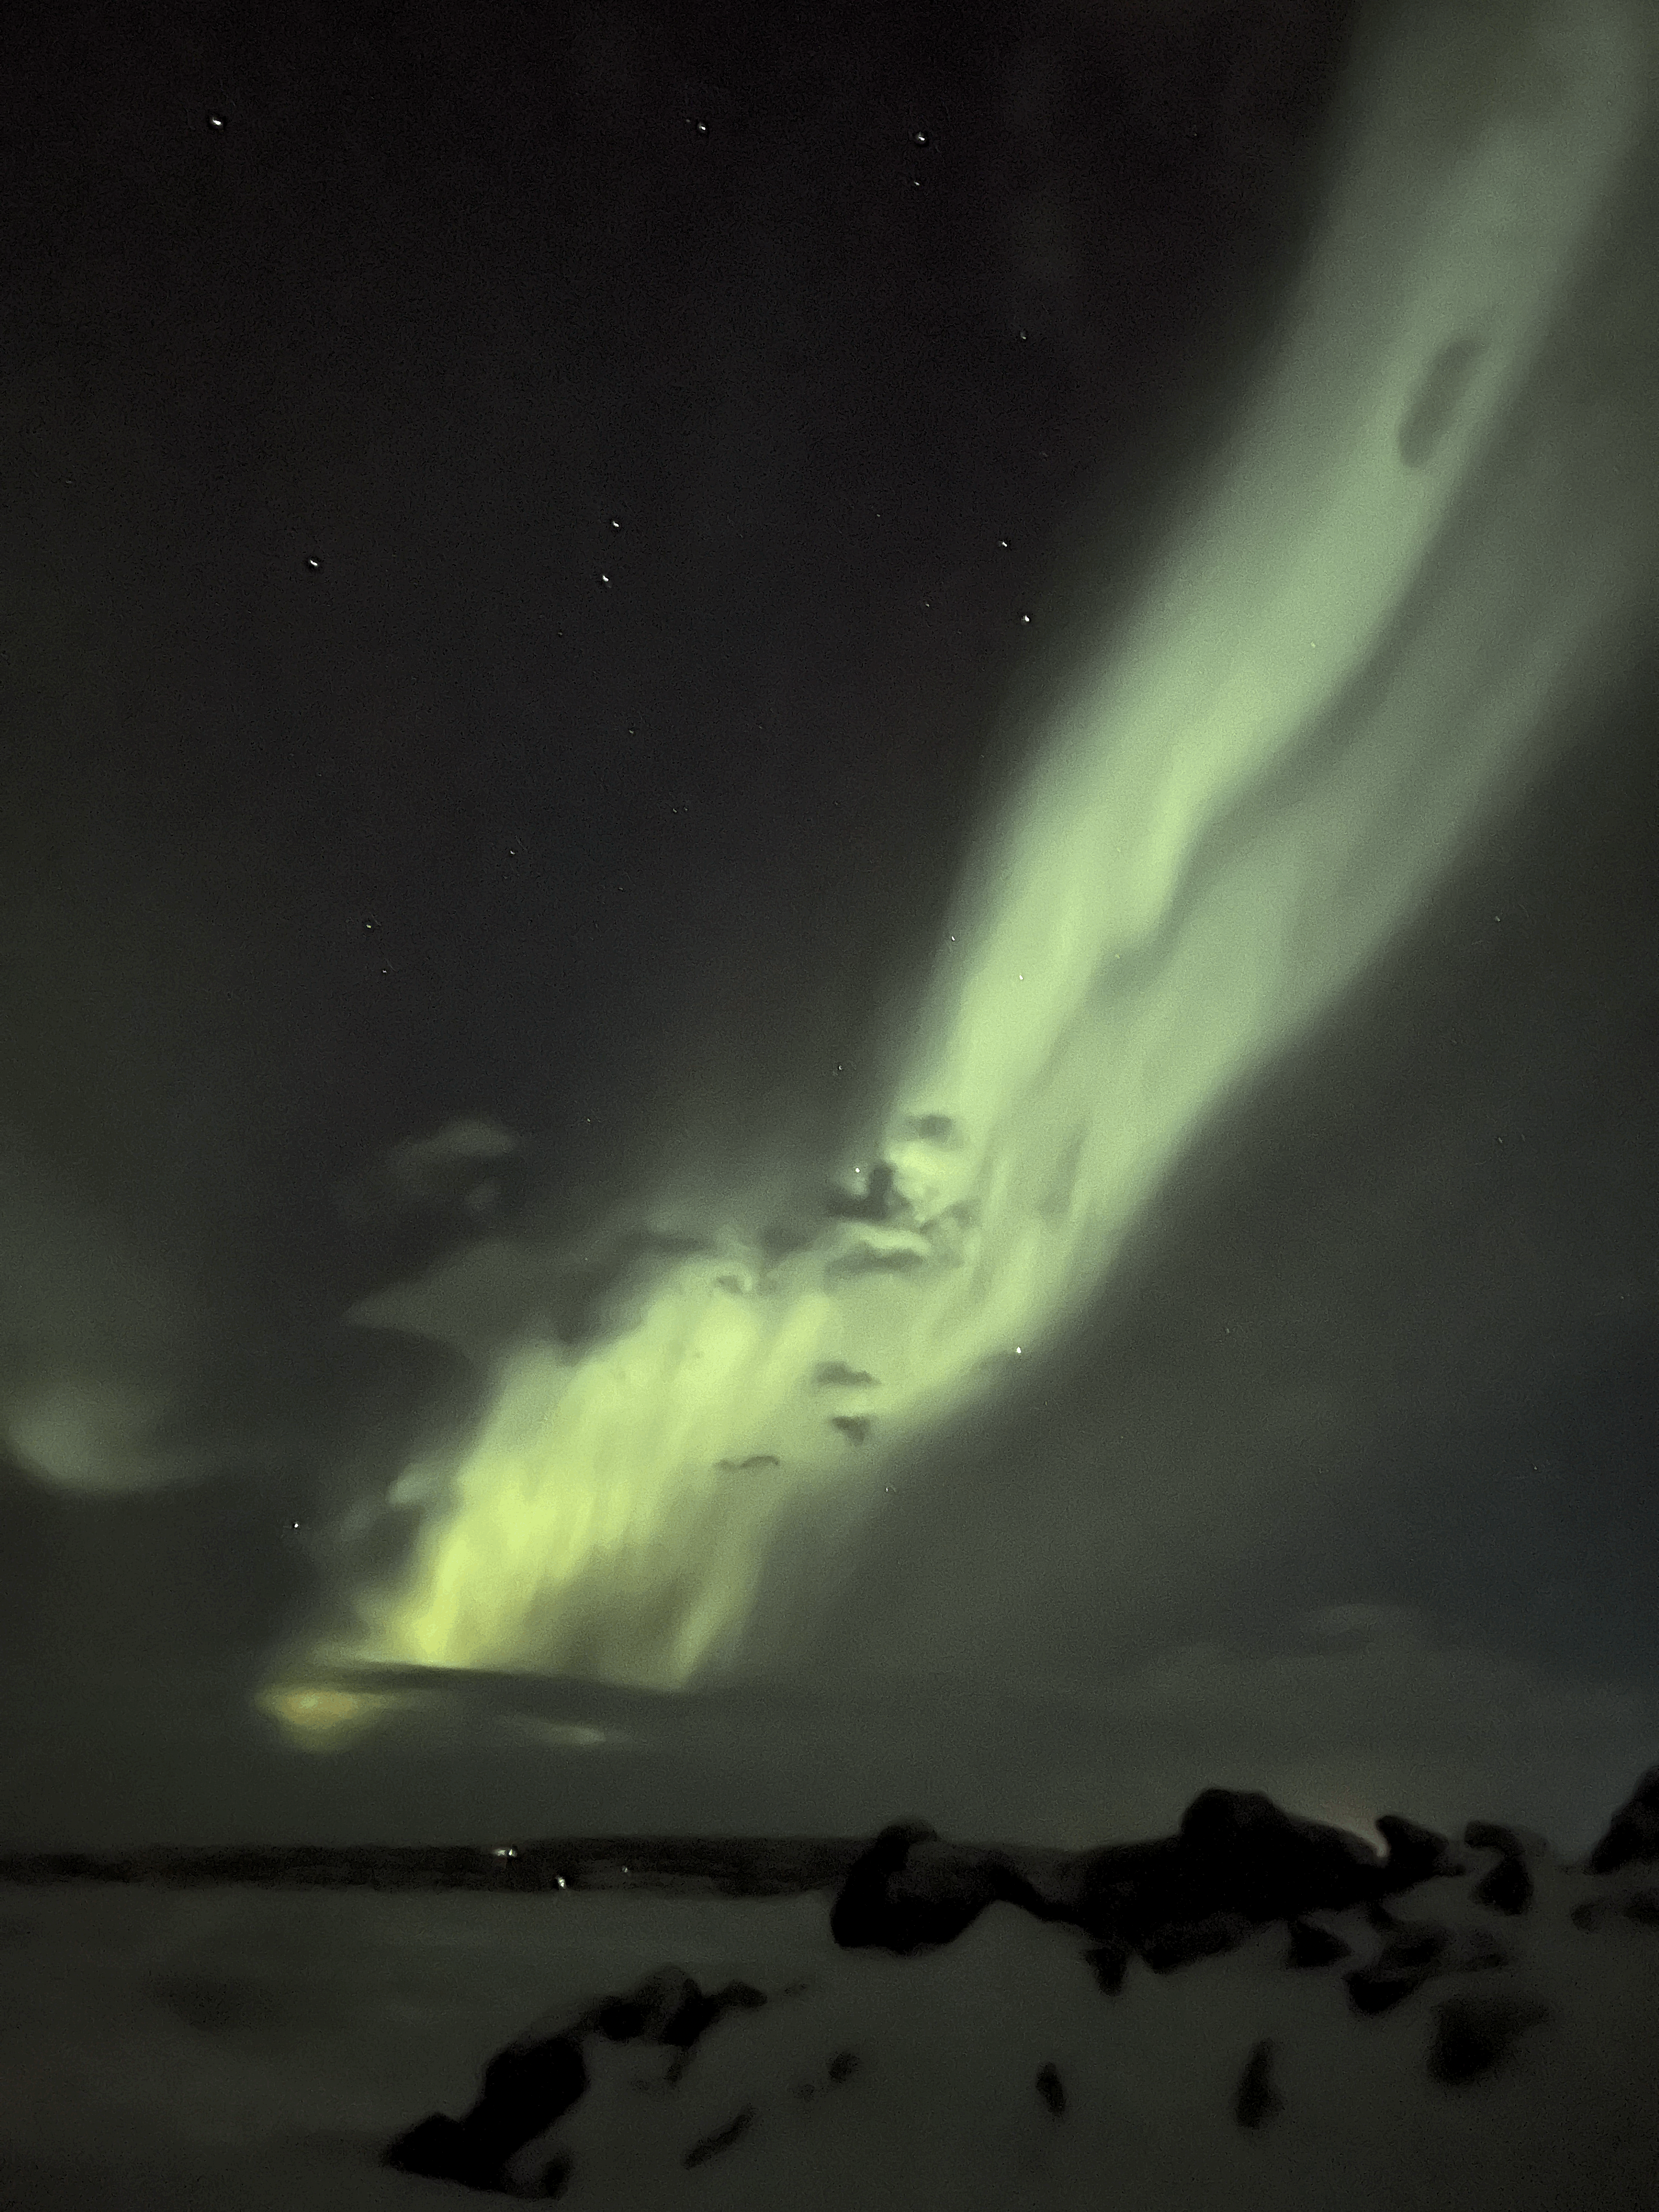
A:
[269,0,1655,1743]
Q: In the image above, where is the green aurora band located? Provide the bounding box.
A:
[270,0,1657,1745]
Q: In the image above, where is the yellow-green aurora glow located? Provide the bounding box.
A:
[267,0,1656,1745]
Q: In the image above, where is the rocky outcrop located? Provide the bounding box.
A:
[376,1759,1659,2193]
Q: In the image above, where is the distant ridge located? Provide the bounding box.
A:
[5,1762,1654,1900]
[0,1835,879,1898]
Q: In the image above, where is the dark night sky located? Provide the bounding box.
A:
[2,0,1657,1857]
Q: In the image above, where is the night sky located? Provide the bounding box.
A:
[3,0,1658,1858]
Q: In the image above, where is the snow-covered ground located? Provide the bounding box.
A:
[3,1836,1658,2211]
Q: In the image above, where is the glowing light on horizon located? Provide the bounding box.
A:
[269,0,1654,1745]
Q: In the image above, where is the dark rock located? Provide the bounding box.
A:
[534,2152,573,2199]
[1472,1854,1533,1917]
[1065,1837,1187,1945]
[383,2111,514,2192]
[382,1963,772,2192]
[1068,1793,1457,1976]
[682,2105,757,2168]
[382,2029,590,2188]
[830,1823,1047,1954]
[1285,1918,1351,1970]
[1345,1962,1427,2017]
[569,1963,767,2061]
[1464,1821,1542,1917]
[661,1979,768,2051]
[1585,1764,1659,1875]
[831,1789,1466,1984]
[1582,1885,1659,1932]
[1082,1939,1130,1995]
[1233,2038,1283,2130]
[1377,1814,1466,1888]
[1464,1821,1543,1861]
[473,2033,589,2160]
[1375,1921,1455,1972]
[1425,1991,1550,2086]
[1035,2061,1066,2117]
[829,1819,936,1948]
[1142,1910,1257,1975]
[785,2052,856,2101]
[590,1977,688,2043]
[1345,1921,1509,2017]
[1177,1790,1382,1919]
